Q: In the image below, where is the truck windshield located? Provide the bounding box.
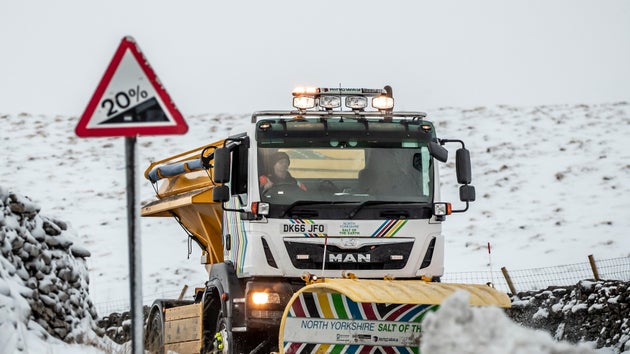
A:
[257,144,432,205]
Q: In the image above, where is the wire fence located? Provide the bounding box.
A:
[94,255,630,315]
[94,288,189,317]
[442,255,630,295]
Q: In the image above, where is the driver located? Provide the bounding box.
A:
[259,151,307,192]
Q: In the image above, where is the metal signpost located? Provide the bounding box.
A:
[76,36,188,354]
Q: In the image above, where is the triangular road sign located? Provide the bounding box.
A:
[76,36,188,137]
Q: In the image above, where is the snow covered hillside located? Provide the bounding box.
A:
[436,103,630,271]
[2,103,628,308]
[1,102,629,353]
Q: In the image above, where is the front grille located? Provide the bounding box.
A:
[284,240,413,270]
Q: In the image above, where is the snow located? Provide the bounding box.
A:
[421,291,599,354]
[1,102,629,352]
[0,322,106,354]
[533,307,549,320]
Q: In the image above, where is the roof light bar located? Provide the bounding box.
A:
[293,96,316,109]
[292,87,319,96]
[319,95,341,109]
[290,86,394,111]
[372,95,394,110]
[345,96,368,110]
[320,88,386,96]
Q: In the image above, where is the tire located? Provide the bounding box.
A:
[201,292,221,353]
[145,308,165,354]
[212,315,248,354]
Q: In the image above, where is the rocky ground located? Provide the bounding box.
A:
[96,306,150,345]
[93,281,630,353]
[508,280,630,352]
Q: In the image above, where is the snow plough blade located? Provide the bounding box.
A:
[279,278,510,353]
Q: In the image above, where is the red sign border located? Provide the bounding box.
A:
[76,36,188,137]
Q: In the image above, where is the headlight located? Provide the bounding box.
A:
[345,96,367,109]
[319,95,341,109]
[372,95,394,110]
[250,292,281,305]
[293,96,315,109]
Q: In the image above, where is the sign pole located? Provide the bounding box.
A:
[76,36,188,354]
[125,135,144,354]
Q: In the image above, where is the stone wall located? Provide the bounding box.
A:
[507,280,629,351]
[0,188,100,343]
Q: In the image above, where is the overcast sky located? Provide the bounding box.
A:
[1,1,629,116]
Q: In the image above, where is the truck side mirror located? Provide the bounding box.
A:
[213,147,231,183]
[213,185,230,202]
[428,141,448,163]
[459,185,476,202]
[455,148,472,184]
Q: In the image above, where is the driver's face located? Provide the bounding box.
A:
[273,158,289,178]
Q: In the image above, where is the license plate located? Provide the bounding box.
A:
[282,223,327,234]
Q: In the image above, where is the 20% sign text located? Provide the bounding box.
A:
[101,85,148,117]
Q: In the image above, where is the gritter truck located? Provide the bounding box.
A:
[141,86,510,354]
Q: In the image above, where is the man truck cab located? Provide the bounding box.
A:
[142,86,503,354]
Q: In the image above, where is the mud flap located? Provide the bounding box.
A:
[278,279,510,353]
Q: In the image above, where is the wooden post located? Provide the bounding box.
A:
[178,285,189,301]
[501,266,517,295]
[588,254,600,280]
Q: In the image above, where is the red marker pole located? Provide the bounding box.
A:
[487,242,495,288]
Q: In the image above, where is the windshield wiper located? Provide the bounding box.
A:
[281,200,354,218]
[347,201,419,219]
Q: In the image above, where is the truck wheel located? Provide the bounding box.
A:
[145,308,165,354]
[213,315,246,354]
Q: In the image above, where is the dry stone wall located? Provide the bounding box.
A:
[0,187,100,343]
[507,280,630,352]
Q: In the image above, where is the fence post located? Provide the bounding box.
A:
[178,285,189,301]
[501,267,517,295]
[588,254,600,281]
